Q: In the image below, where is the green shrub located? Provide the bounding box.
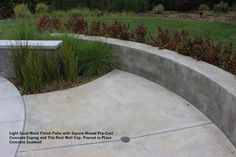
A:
[198,4,210,11]
[35,3,49,14]
[153,4,164,14]
[214,1,229,12]
[13,4,31,18]
[75,40,117,77]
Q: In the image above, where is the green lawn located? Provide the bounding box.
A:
[0,16,235,48]
[85,16,236,47]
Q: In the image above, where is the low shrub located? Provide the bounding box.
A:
[107,21,131,40]
[214,1,229,12]
[153,4,165,14]
[75,40,117,77]
[133,24,148,43]
[65,15,88,34]
[35,3,49,14]
[150,26,236,74]
[13,4,31,18]
[88,21,108,36]
[37,15,63,32]
[198,4,210,11]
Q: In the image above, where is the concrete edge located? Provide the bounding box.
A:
[0,40,62,50]
[53,33,236,148]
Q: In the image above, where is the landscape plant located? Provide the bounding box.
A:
[13,4,31,18]
[153,4,165,14]
[75,40,117,77]
[65,15,88,34]
[10,19,40,40]
[133,24,148,43]
[37,15,63,32]
[11,47,58,93]
[198,4,210,11]
[35,3,49,14]
[214,1,229,12]
[59,36,79,82]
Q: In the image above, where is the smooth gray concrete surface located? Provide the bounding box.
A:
[0,77,25,157]
[62,33,236,148]
[17,70,236,156]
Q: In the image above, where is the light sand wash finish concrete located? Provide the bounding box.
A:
[0,77,25,157]
[17,70,236,157]
[55,33,236,148]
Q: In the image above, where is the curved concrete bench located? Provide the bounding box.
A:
[0,77,25,157]
[67,34,236,147]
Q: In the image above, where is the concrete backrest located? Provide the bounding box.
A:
[0,40,62,78]
[73,34,236,147]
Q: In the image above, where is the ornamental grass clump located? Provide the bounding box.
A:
[75,40,117,77]
[10,20,40,40]
[11,47,60,93]
[60,36,79,82]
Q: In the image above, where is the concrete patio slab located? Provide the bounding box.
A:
[0,119,24,157]
[0,76,25,157]
[0,96,24,123]
[17,70,236,156]
[17,124,236,157]
[0,77,20,100]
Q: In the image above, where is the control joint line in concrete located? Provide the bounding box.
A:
[131,122,213,140]
[15,96,27,157]
[18,122,213,153]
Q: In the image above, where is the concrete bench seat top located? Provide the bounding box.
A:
[0,40,62,49]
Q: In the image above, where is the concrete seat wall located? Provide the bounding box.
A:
[74,34,236,147]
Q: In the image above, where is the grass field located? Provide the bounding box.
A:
[0,16,235,48]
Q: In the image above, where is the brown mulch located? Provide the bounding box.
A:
[8,76,98,95]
